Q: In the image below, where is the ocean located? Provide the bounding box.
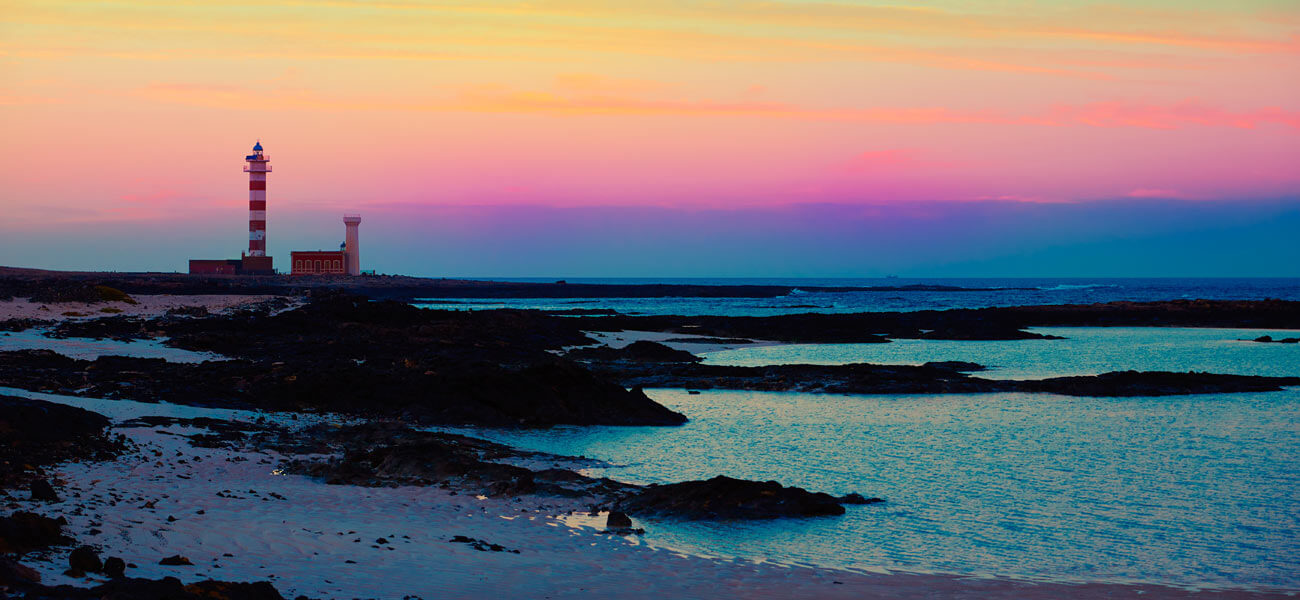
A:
[425,278,1300,591]
[414,277,1300,316]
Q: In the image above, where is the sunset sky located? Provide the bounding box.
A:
[2,0,1298,276]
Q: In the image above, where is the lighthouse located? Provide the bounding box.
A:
[343,214,361,275]
[245,141,271,258]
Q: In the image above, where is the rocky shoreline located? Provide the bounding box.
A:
[572,347,1300,396]
[0,266,1041,301]
[2,271,1298,598]
[1,392,884,599]
[573,298,1300,341]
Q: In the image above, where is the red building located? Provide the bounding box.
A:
[187,255,274,276]
[188,259,241,275]
[291,250,346,275]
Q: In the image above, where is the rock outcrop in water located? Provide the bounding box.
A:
[283,422,635,499]
[573,299,1300,342]
[583,360,1300,397]
[615,476,850,520]
[251,422,864,519]
[1021,371,1300,396]
[1250,335,1299,344]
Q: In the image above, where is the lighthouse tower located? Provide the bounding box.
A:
[343,214,362,275]
[244,141,271,258]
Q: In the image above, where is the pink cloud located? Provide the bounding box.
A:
[1050,101,1300,130]
[1125,188,1191,199]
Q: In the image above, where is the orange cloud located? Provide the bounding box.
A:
[129,80,1300,133]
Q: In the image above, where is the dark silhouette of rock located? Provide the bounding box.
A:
[4,574,287,599]
[921,361,985,372]
[576,299,1300,342]
[0,511,71,554]
[567,341,701,363]
[103,556,126,578]
[0,556,41,587]
[605,511,633,529]
[618,475,848,520]
[0,294,688,428]
[838,493,885,505]
[1023,371,1300,397]
[159,555,193,566]
[165,304,210,318]
[449,535,520,553]
[30,478,60,502]
[0,395,120,490]
[1252,335,1299,344]
[69,545,102,574]
[587,361,1300,398]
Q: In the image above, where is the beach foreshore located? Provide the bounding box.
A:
[3,269,1298,598]
[3,388,1293,600]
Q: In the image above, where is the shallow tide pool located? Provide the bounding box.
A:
[0,329,222,363]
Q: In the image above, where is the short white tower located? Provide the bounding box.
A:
[343,214,361,275]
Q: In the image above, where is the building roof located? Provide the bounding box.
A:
[253,141,263,151]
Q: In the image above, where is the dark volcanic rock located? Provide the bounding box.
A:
[30,478,60,502]
[0,394,120,490]
[68,545,103,574]
[165,305,210,318]
[605,511,634,529]
[0,295,688,427]
[8,575,287,599]
[0,556,41,587]
[1251,335,1300,344]
[1022,371,1300,397]
[588,361,1300,398]
[617,475,848,520]
[449,535,520,553]
[576,299,1300,342]
[589,361,1007,395]
[838,493,885,505]
[0,318,51,332]
[0,511,71,554]
[921,361,985,372]
[567,340,701,363]
[286,423,634,499]
[158,555,193,566]
[103,556,126,578]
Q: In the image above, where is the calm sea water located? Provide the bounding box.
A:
[441,321,1300,590]
[417,277,1300,316]
[705,326,1300,379]
[478,387,1300,590]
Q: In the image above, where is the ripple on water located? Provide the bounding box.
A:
[453,388,1300,590]
[701,326,1300,379]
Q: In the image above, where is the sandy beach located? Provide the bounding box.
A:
[5,385,1291,600]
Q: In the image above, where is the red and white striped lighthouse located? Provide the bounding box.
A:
[244,141,271,257]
